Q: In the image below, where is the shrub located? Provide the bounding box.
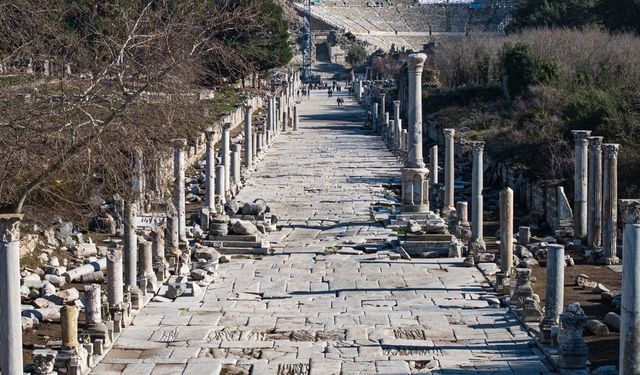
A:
[501,42,560,96]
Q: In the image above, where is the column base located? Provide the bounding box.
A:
[401,167,430,213]
[538,319,556,345]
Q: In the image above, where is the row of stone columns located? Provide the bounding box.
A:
[572,130,621,264]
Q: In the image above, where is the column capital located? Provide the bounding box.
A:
[171,138,187,149]
[572,130,592,144]
[471,141,485,153]
[393,100,401,107]
[587,136,604,151]
[0,213,22,242]
[443,128,455,139]
[222,122,232,130]
[620,199,640,224]
[407,53,427,73]
[602,143,620,159]
[205,128,217,141]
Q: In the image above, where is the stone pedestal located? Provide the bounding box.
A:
[204,130,216,210]
[443,129,455,213]
[539,244,565,344]
[0,214,24,374]
[401,168,430,213]
[244,104,253,169]
[394,119,402,151]
[172,138,188,242]
[572,130,591,241]
[558,303,589,373]
[601,144,620,264]
[587,136,603,247]
[138,238,157,293]
[470,141,485,252]
[620,200,640,374]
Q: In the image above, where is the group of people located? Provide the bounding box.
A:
[305,79,354,107]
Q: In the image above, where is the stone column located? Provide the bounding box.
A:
[0,214,24,374]
[215,165,226,206]
[138,238,154,286]
[172,138,187,242]
[519,226,531,246]
[131,147,144,203]
[257,134,264,154]
[379,93,386,136]
[372,103,379,133]
[61,305,79,349]
[401,129,408,152]
[388,120,395,148]
[84,284,103,326]
[443,129,455,212]
[470,141,485,251]
[204,129,216,210]
[539,244,565,343]
[222,123,231,193]
[251,133,258,160]
[231,144,241,192]
[456,202,469,227]
[499,188,514,278]
[244,104,252,169]
[393,100,401,133]
[572,130,591,241]
[602,143,620,264]
[587,136,603,247]
[151,228,166,280]
[123,201,137,287]
[293,105,299,131]
[383,113,390,142]
[430,145,438,185]
[620,199,640,374]
[268,97,275,133]
[395,119,402,151]
[400,53,429,213]
[166,204,179,252]
[107,247,124,310]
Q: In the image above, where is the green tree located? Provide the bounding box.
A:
[346,46,367,66]
[501,42,559,96]
[508,0,600,31]
[597,0,640,34]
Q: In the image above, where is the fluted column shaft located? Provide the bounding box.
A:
[572,130,591,240]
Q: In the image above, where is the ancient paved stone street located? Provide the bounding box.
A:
[93,75,554,375]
